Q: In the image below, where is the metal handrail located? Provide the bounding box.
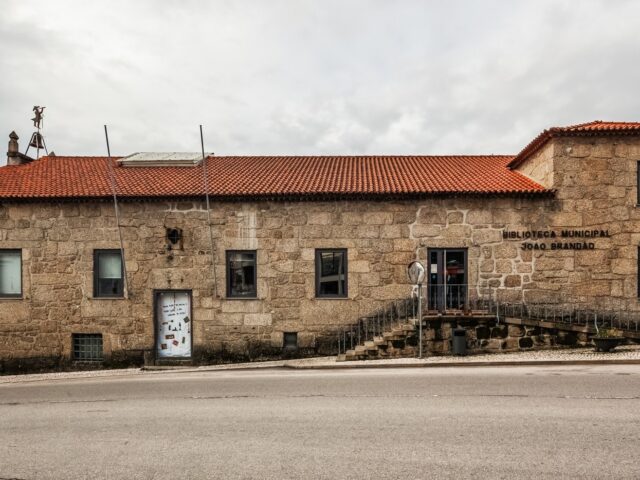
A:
[336,296,421,356]
[334,288,640,356]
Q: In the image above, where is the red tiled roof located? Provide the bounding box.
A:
[0,155,548,200]
[508,121,640,168]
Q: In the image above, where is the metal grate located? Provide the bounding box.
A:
[283,332,298,349]
[72,334,103,361]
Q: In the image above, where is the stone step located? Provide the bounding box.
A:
[364,341,378,351]
[390,329,408,337]
[384,332,405,341]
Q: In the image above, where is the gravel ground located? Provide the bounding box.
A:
[2,345,640,384]
[291,344,640,367]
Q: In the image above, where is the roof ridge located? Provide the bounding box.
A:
[509,120,640,169]
[26,154,516,160]
[550,120,602,130]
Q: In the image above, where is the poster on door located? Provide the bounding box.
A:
[156,292,192,358]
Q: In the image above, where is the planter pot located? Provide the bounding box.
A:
[592,337,624,353]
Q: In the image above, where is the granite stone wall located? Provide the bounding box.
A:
[0,134,639,369]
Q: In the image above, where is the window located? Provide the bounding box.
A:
[637,161,640,205]
[283,332,298,350]
[226,250,257,298]
[0,249,21,297]
[315,249,347,298]
[73,334,103,361]
[93,250,124,298]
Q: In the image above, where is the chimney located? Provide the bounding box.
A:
[6,132,34,166]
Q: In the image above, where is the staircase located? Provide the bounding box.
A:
[334,292,640,362]
[334,298,421,362]
[337,320,418,361]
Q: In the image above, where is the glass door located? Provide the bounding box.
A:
[427,249,467,311]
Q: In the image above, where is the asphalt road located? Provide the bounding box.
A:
[1,365,639,480]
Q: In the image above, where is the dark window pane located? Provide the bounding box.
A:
[283,332,298,349]
[316,250,347,297]
[98,278,123,296]
[0,250,21,296]
[227,251,257,297]
[94,250,123,297]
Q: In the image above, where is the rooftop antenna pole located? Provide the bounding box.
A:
[200,125,218,297]
[104,125,130,299]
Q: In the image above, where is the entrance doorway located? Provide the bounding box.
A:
[427,249,467,311]
[155,291,192,358]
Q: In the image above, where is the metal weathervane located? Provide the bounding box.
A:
[25,106,48,159]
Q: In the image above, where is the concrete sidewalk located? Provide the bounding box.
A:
[2,345,640,384]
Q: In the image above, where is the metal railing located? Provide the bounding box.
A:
[498,302,640,332]
[426,284,498,313]
[334,284,498,356]
[335,297,421,356]
[332,287,640,357]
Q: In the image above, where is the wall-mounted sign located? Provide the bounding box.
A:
[502,229,610,251]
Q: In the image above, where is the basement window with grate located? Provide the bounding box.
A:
[72,334,103,361]
[283,332,298,350]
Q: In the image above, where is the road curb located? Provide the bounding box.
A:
[141,363,286,374]
[283,359,640,369]
[141,358,640,373]
[5,358,640,384]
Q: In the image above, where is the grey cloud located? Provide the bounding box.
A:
[1,0,639,163]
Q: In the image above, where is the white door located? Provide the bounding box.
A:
[156,291,192,358]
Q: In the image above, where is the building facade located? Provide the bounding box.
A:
[1,121,640,371]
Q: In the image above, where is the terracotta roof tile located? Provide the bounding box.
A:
[508,120,640,168]
[0,155,548,200]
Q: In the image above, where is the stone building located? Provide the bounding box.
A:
[1,120,640,370]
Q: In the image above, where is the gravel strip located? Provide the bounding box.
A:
[286,345,640,367]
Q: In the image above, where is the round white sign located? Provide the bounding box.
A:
[407,260,425,285]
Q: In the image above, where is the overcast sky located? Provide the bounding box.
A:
[1,0,639,162]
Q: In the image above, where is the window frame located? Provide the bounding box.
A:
[315,248,348,299]
[0,249,22,298]
[637,161,640,206]
[93,249,124,298]
[226,250,258,299]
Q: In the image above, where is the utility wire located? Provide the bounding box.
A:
[200,125,218,296]
[104,125,130,299]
